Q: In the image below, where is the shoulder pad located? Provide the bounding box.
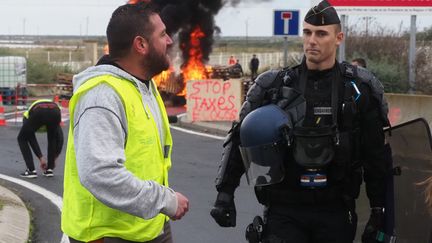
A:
[239,70,281,121]
[340,61,384,94]
[342,63,389,126]
[356,67,385,95]
[240,68,300,122]
[239,101,255,121]
[254,69,281,89]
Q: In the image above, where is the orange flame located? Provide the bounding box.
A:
[127,0,151,4]
[205,65,213,76]
[153,67,174,88]
[179,26,208,96]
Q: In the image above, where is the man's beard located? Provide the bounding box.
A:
[143,44,170,78]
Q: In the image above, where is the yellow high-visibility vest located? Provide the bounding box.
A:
[23,99,60,132]
[61,75,172,242]
[23,99,56,118]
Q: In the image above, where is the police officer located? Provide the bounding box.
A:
[210,1,389,243]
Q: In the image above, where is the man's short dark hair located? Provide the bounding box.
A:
[352,58,367,68]
[106,2,158,59]
[335,23,341,33]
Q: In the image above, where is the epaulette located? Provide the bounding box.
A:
[279,65,300,87]
[340,61,358,81]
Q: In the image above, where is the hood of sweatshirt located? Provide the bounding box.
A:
[72,64,143,93]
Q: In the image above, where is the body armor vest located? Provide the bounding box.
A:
[243,61,388,205]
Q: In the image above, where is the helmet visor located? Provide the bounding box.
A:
[239,141,286,186]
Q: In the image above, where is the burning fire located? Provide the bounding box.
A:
[176,26,209,96]
[182,26,208,82]
[153,67,174,88]
[152,26,210,97]
[127,0,150,4]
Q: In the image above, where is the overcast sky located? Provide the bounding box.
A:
[0,0,431,36]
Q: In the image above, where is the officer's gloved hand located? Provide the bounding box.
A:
[210,192,236,227]
[362,207,385,243]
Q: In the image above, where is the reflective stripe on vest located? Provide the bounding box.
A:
[61,75,173,242]
[23,99,54,119]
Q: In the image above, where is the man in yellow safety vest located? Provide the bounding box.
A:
[18,98,63,178]
[62,2,189,242]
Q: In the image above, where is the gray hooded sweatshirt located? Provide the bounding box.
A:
[71,64,178,220]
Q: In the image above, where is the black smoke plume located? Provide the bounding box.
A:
[144,0,272,67]
[155,0,223,67]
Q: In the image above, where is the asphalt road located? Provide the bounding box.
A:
[0,119,382,243]
[0,122,263,243]
[168,128,261,243]
[0,123,66,243]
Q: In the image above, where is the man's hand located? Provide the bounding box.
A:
[362,207,385,243]
[171,192,189,220]
[210,192,236,227]
[39,156,47,170]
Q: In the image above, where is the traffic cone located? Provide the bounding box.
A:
[59,102,65,127]
[0,95,6,126]
[60,99,69,109]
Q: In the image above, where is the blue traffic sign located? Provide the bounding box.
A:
[273,10,300,36]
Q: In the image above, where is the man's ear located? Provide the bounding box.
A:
[336,31,344,45]
[134,36,148,54]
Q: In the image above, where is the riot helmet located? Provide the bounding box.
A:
[239,104,292,186]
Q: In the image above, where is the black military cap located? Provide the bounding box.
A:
[305,0,340,26]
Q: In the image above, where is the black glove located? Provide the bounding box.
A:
[210,192,236,227]
[362,207,385,243]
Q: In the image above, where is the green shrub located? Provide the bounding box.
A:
[367,59,410,93]
[344,20,432,94]
[27,58,72,84]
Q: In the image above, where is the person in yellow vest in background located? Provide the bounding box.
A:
[62,2,189,243]
[18,98,63,178]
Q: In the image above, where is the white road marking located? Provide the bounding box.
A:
[170,125,225,140]
[169,113,226,140]
[0,112,223,243]
[0,174,70,243]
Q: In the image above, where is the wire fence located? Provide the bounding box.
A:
[18,50,303,74]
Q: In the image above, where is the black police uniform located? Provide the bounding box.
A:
[210,1,389,243]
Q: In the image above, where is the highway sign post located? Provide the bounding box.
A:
[273,10,300,67]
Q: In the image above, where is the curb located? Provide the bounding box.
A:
[0,185,30,243]
[176,114,231,137]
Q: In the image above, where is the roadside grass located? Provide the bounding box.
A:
[25,201,34,243]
